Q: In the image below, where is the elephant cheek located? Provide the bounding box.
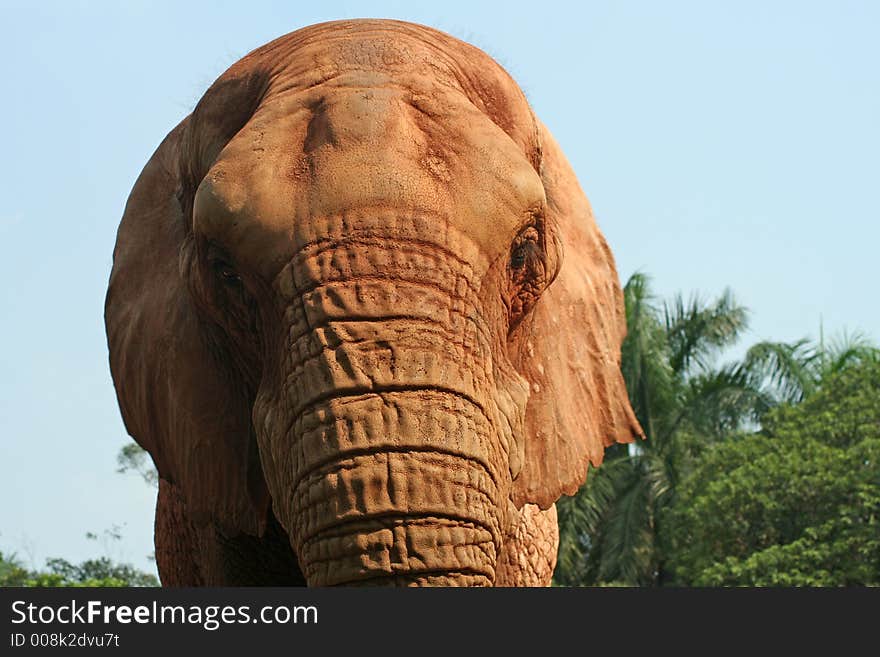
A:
[253,399,283,506]
[494,364,531,482]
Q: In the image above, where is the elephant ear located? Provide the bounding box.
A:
[510,121,643,510]
[105,118,268,537]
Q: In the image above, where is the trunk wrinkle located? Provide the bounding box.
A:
[290,444,499,502]
[298,510,499,550]
[285,384,492,443]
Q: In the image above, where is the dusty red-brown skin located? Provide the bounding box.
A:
[105,19,642,586]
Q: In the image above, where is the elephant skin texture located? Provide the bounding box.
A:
[105,19,643,587]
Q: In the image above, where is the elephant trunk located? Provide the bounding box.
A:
[288,390,501,586]
[256,223,507,585]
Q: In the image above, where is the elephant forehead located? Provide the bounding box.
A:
[192,83,545,281]
[233,19,537,140]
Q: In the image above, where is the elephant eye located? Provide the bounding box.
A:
[507,224,547,332]
[510,244,528,269]
[213,260,241,285]
[510,226,540,272]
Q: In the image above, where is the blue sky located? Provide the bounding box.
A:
[1,1,878,575]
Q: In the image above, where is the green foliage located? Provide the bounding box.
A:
[554,273,880,587]
[663,361,880,586]
[0,551,158,587]
[745,330,879,404]
[1,442,160,588]
[117,442,158,487]
[1,526,158,587]
[0,551,32,586]
[44,557,159,587]
[555,458,636,585]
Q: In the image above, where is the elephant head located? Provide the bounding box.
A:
[105,19,642,586]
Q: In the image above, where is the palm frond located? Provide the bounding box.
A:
[597,477,654,585]
[555,458,636,582]
[664,288,749,377]
[674,362,775,439]
[745,339,820,403]
[621,273,674,440]
[822,330,880,377]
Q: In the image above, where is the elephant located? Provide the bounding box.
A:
[105,19,642,587]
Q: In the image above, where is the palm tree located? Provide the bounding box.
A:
[745,329,880,404]
[555,273,771,586]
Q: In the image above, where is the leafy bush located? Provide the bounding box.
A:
[663,361,880,586]
[0,552,158,587]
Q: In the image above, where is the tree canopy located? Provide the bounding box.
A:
[555,272,880,587]
[0,551,158,587]
[663,361,880,586]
